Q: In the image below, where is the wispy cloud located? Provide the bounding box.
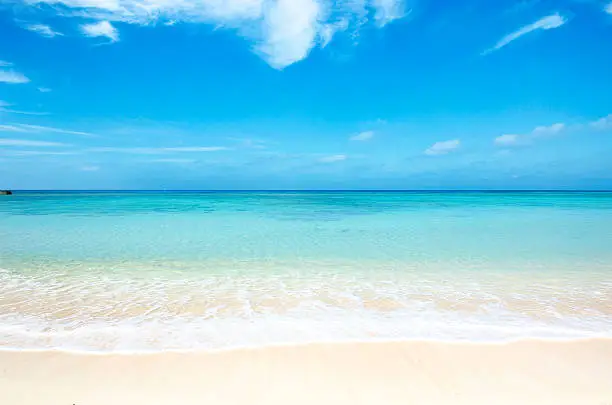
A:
[228,138,268,149]
[23,24,63,38]
[483,13,566,55]
[494,134,522,146]
[89,146,229,154]
[19,0,408,69]
[372,0,408,27]
[0,60,12,67]
[80,165,100,171]
[0,138,68,147]
[320,19,349,48]
[424,139,460,156]
[320,154,347,162]
[590,114,612,130]
[0,124,30,132]
[18,124,96,137]
[350,130,374,141]
[150,158,196,163]
[0,107,49,115]
[0,70,30,84]
[605,2,612,14]
[0,123,95,136]
[162,146,229,152]
[81,20,119,42]
[3,150,77,156]
[38,87,52,93]
[0,104,43,117]
[494,122,565,146]
[531,122,565,137]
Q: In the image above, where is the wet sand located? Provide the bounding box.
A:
[2,339,612,405]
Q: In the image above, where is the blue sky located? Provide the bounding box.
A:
[0,0,611,190]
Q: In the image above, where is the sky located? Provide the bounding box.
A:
[0,0,611,190]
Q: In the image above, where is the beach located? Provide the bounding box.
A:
[3,340,612,405]
[2,192,612,403]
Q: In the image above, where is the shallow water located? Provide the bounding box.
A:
[1,191,611,351]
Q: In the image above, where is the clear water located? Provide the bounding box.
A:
[1,191,611,352]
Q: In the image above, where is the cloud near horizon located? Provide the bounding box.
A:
[494,134,521,146]
[424,139,460,156]
[3,150,78,156]
[319,154,347,162]
[0,138,68,147]
[88,146,230,154]
[350,131,374,141]
[590,114,612,130]
[494,122,565,146]
[16,0,408,68]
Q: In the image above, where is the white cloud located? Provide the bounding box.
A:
[228,138,267,149]
[89,146,229,153]
[0,107,49,115]
[590,114,612,130]
[0,70,30,84]
[0,123,95,136]
[494,122,565,147]
[0,138,67,147]
[320,154,347,162]
[81,165,100,171]
[21,0,408,68]
[350,130,374,141]
[18,123,95,136]
[0,60,13,67]
[424,139,460,156]
[532,122,564,137]
[483,13,566,54]
[256,0,322,69]
[81,20,119,42]
[24,24,63,37]
[494,134,521,146]
[605,2,612,14]
[4,150,77,156]
[0,124,31,132]
[38,87,52,92]
[319,18,349,48]
[150,158,196,163]
[372,0,407,27]
[162,146,228,152]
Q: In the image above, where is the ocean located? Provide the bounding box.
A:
[1,191,611,352]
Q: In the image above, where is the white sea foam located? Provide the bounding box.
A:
[1,261,611,353]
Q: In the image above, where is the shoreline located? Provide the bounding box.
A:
[3,339,612,405]
[1,335,611,355]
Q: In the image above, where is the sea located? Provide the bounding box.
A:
[1,191,611,352]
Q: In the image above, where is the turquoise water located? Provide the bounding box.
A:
[1,191,612,351]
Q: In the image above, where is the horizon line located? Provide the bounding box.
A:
[6,189,612,193]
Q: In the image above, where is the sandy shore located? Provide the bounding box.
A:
[2,340,612,405]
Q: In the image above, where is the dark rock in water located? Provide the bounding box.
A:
[0,190,12,195]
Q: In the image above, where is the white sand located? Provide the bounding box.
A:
[2,339,612,405]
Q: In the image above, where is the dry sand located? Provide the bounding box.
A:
[2,339,612,405]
